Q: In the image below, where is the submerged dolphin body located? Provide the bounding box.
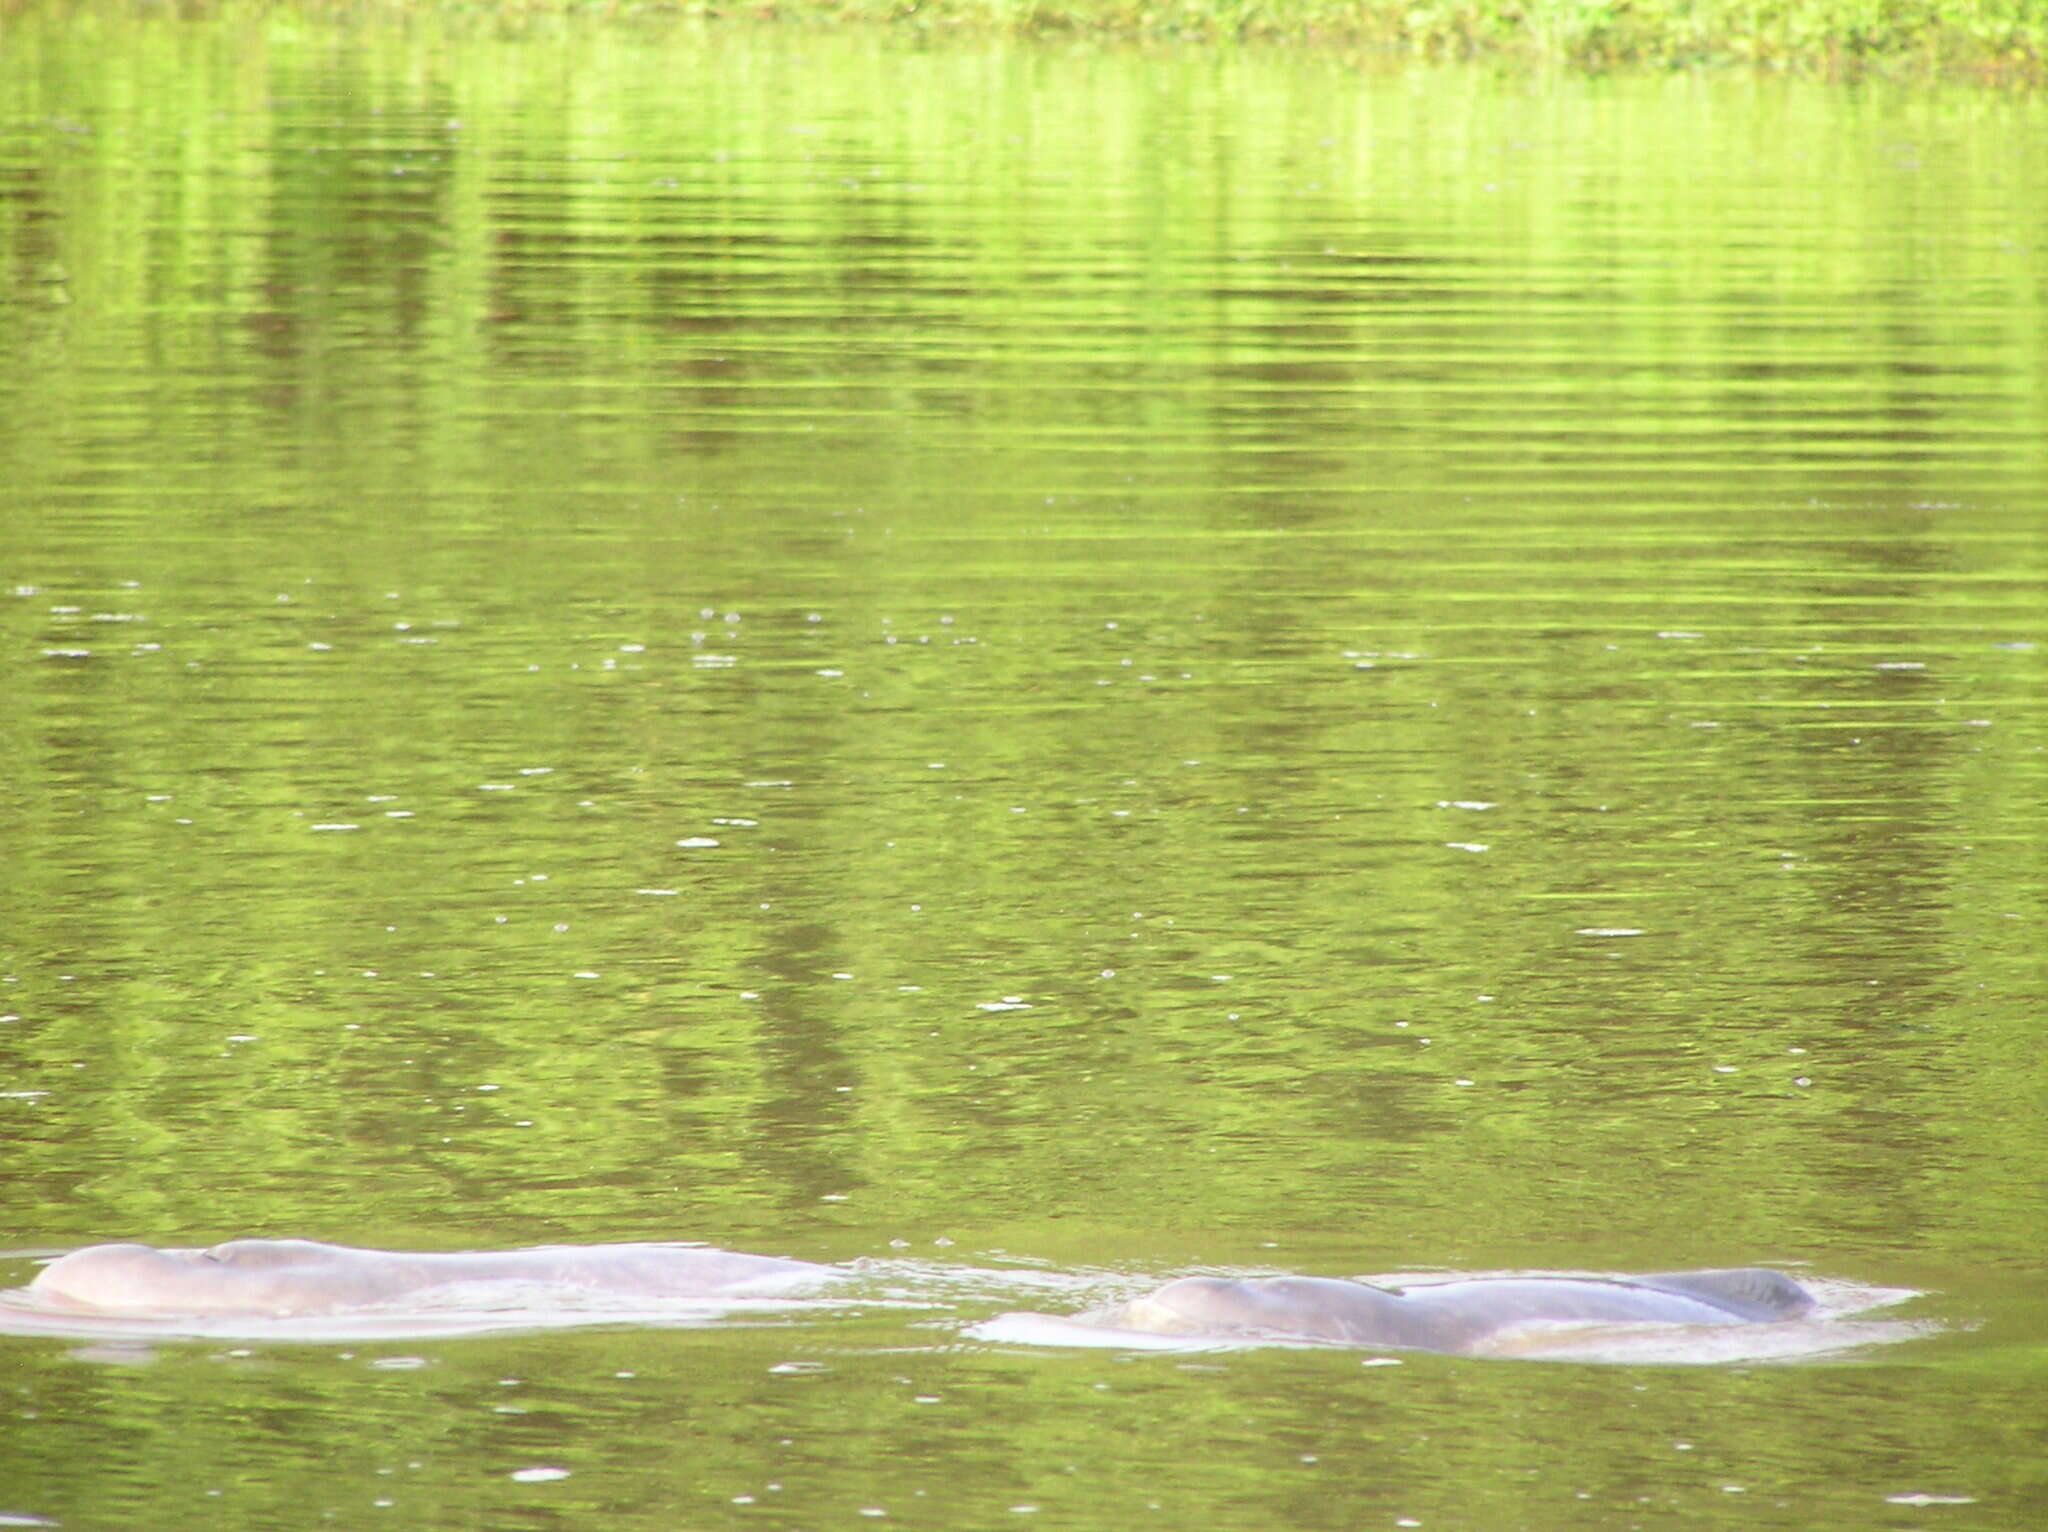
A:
[19,1238,834,1318]
[1099,1268,1818,1354]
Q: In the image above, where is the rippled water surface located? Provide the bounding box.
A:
[2,12,2045,1529]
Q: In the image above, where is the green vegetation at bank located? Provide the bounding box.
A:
[737,0,2046,78]
[36,0,2035,79]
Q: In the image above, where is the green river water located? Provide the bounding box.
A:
[1,12,2045,1530]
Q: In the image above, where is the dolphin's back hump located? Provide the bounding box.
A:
[1632,1268,1815,1320]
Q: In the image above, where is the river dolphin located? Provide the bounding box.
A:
[1099,1268,1817,1353]
[9,1243,1833,1359]
[20,1238,834,1317]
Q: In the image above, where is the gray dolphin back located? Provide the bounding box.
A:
[1631,1268,1816,1321]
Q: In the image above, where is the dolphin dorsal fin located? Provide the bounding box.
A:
[1635,1268,1815,1320]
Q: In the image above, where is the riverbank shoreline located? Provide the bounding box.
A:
[757,0,2045,83]
[7,0,2040,84]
